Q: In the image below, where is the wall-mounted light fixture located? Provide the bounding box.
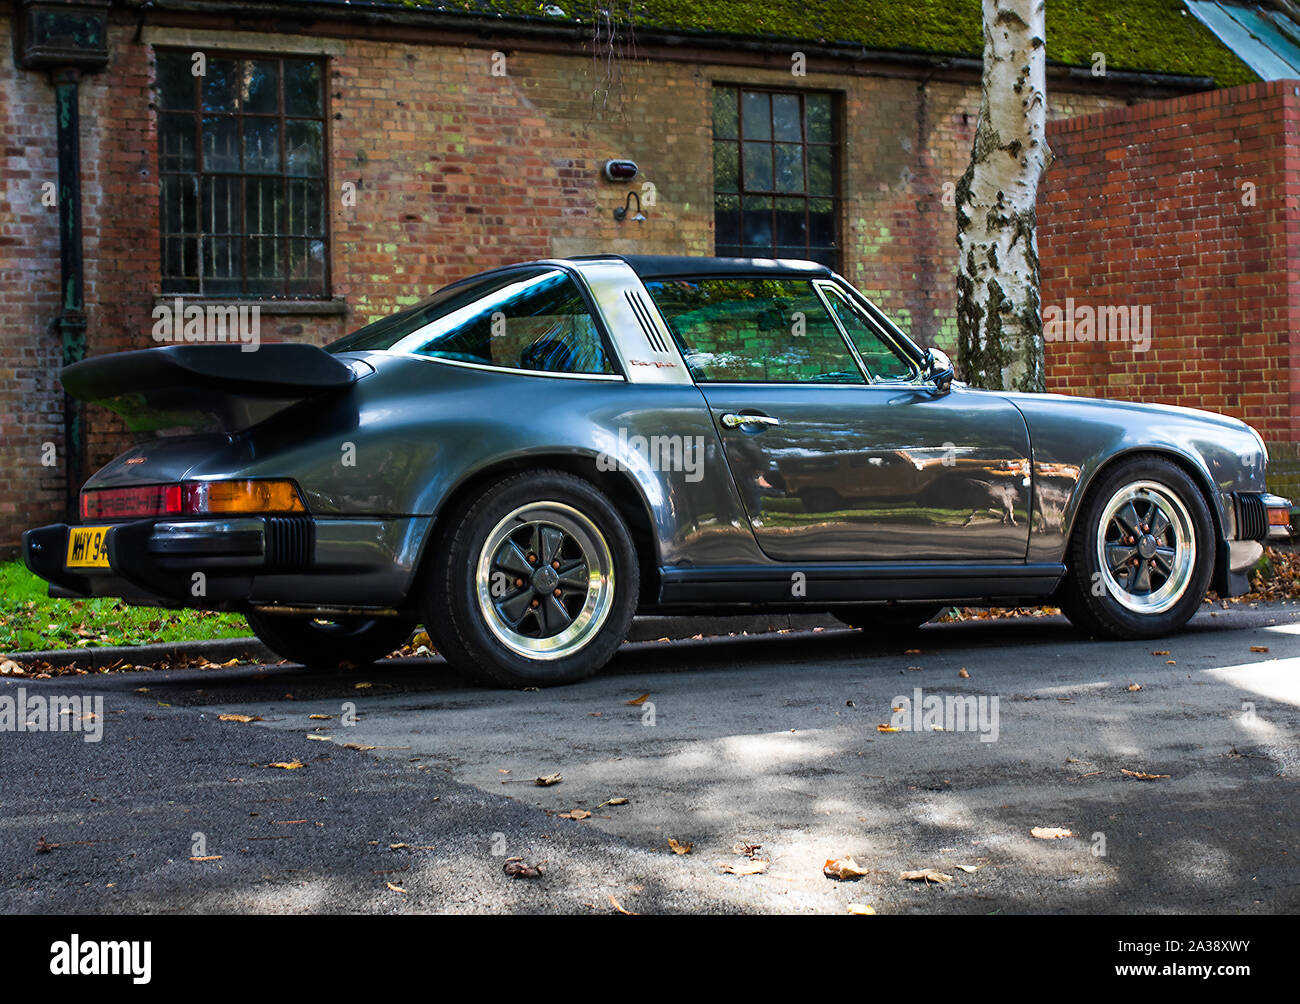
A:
[603,159,638,182]
[613,191,646,223]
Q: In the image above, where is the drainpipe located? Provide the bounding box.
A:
[17,1,111,521]
[54,68,89,521]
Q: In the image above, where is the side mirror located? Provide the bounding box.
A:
[924,347,954,394]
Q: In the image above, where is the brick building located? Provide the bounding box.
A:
[0,0,1259,552]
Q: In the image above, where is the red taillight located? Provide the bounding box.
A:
[79,480,305,521]
[80,484,183,520]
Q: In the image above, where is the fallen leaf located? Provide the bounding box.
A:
[848,903,877,915]
[824,856,871,880]
[535,773,563,787]
[667,838,693,855]
[1030,826,1074,839]
[1121,768,1170,781]
[877,724,901,732]
[354,682,372,690]
[625,693,650,706]
[342,743,377,751]
[389,843,408,849]
[386,882,407,893]
[35,837,58,854]
[559,809,592,820]
[503,858,545,878]
[900,868,952,883]
[1251,646,1270,653]
[953,863,982,873]
[958,667,970,679]
[190,855,222,862]
[1152,650,1170,656]
[609,894,637,915]
[1166,660,1176,665]
[597,797,628,808]
[308,714,332,720]
[267,760,305,770]
[306,734,332,741]
[733,842,762,858]
[719,859,768,875]
[1127,683,1142,692]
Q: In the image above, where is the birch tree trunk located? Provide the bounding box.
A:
[955,0,1052,392]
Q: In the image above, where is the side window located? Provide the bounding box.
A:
[817,283,916,381]
[644,278,864,384]
[385,269,613,375]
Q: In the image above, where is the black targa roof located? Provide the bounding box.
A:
[569,254,834,280]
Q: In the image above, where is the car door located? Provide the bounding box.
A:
[642,274,1032,563]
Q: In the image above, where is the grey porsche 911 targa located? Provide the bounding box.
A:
[22,255,1292,686]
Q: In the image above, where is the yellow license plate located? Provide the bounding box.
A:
[66,526,112,569]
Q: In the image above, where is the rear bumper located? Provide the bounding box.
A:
[22,515,429,611]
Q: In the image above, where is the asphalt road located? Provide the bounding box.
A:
[4,602,1299,914]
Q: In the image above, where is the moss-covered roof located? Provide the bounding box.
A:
[382,0,1257,87]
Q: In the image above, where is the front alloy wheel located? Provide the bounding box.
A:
[1094,480,1197,615]
[1058,457,1213,640]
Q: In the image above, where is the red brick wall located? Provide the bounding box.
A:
[1040,80,1299,446]
[0,12,1123,551]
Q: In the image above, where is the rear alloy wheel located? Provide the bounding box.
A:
[1057,457,1213,640]
[245,611,416,670]
[425,471,638,687]
[833,604,942,635]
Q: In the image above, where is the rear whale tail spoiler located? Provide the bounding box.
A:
[61,343,358,433]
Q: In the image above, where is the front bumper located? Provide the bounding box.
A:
[22,515,428,611]
[1216,491,1293,596]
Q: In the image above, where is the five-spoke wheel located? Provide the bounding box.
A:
[1058,457,1213,640]
[424,471,638,687]
[475,503,616,660]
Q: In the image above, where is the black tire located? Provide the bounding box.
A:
[423,470,638,688]
[833,604,942,634]
[1056,455,1214,640]
[245,611,416,669]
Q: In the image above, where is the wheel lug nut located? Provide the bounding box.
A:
[552,560,560,569]
[515,578,524,587]
[553,588,562,597]
[527,553,537,564]
[530,599,539,608]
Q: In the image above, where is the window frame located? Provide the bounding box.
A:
[646,273,870,386]
[711,83,842,269]
[811,279,923,384]
[329,264,629,382]
[154,46,332,300]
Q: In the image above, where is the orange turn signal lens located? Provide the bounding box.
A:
[1268,507,1291,526]
[184,479,306,515]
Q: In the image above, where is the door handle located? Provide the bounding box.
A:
[720,413,781,429]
